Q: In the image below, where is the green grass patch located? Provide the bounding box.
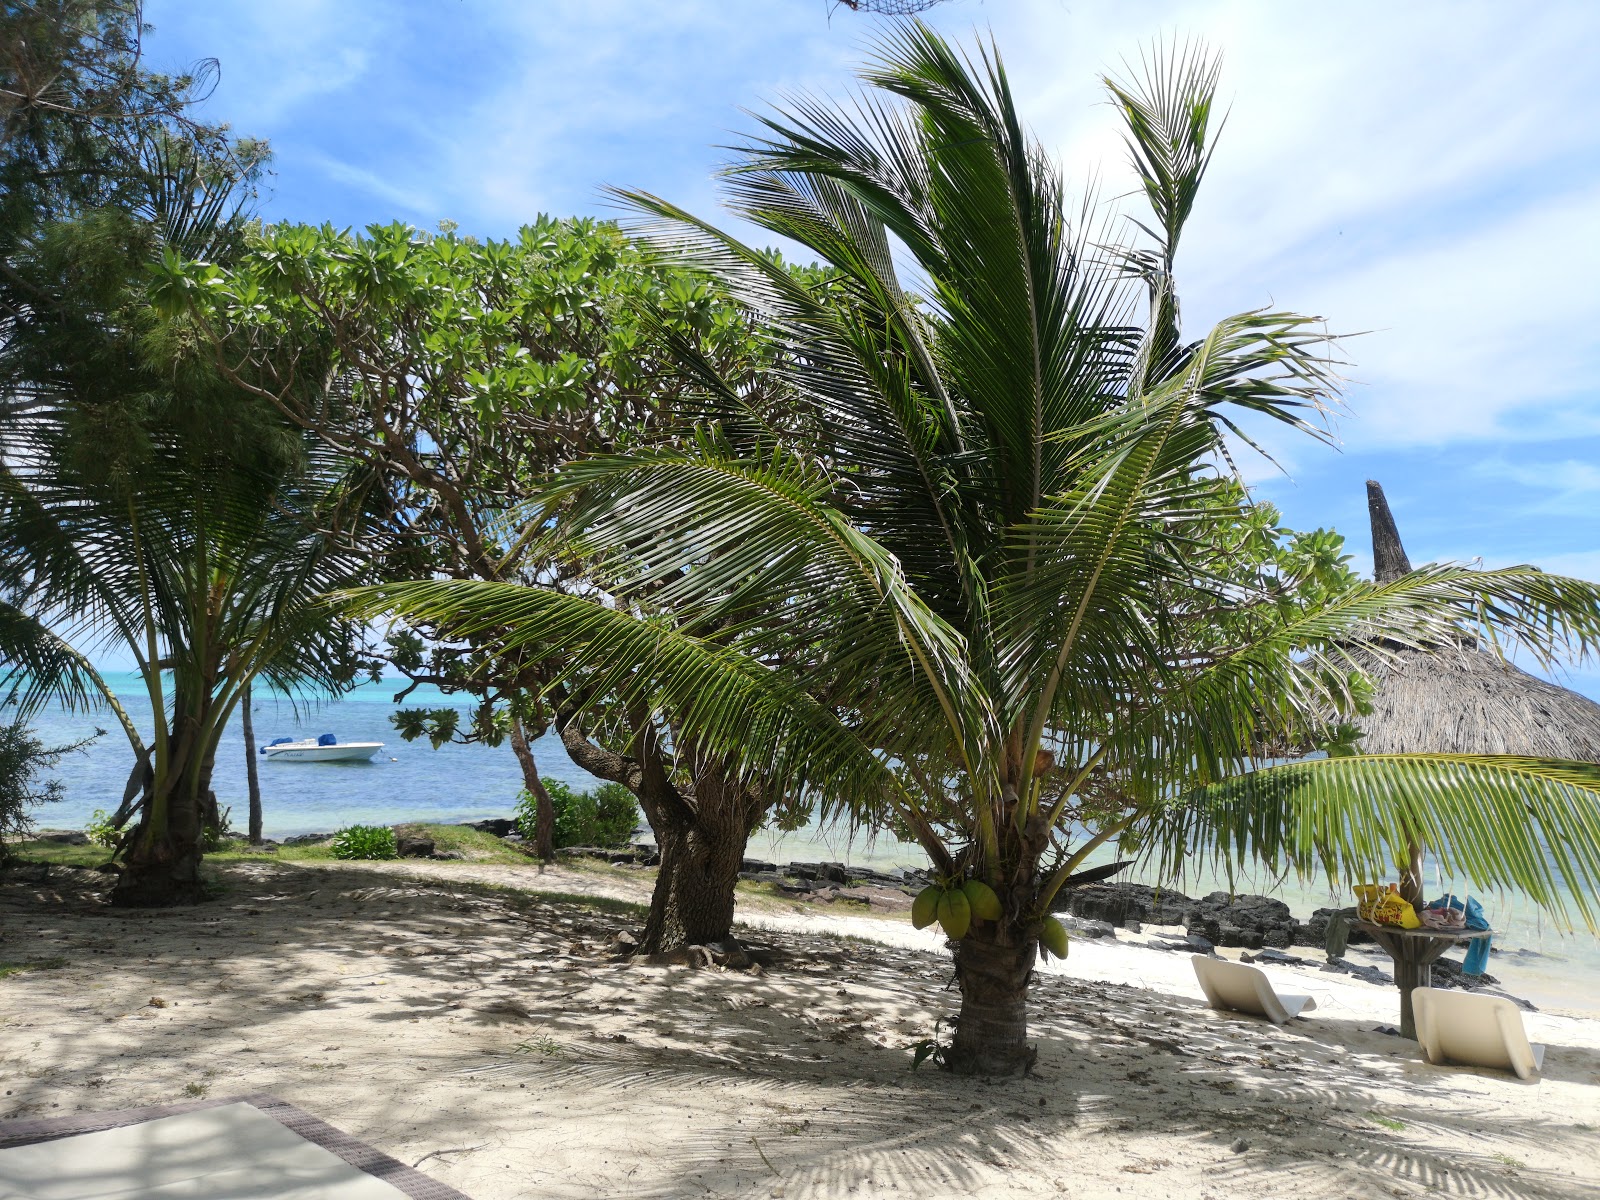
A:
[1364,1112,1405,1131]
[395,823,533,864]
[212,824,529,866]
[0,956,69,979]
[5,840,110,869]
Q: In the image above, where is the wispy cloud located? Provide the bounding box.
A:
[298,150,439,220]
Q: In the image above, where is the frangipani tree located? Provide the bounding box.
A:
[350,28,1600,1074]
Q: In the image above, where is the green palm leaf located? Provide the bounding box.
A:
[1155,755,1600,929]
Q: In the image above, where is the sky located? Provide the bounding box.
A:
[140,0,1600,698]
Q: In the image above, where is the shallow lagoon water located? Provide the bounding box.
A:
[21,672,1600,1014]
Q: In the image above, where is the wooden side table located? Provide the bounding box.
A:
[1353,919,1493,1039]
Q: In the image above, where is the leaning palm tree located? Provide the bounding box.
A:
[352,27,1600,1074]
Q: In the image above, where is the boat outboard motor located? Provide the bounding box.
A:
[261,737,293,755]
[316,733,339,746]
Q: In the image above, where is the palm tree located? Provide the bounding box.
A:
[350,27,1600,1074]
[0,165,370,901]
[0,403,372,903]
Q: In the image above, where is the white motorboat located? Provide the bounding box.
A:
[260,735,385,763]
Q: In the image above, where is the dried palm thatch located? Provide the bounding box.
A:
[1356,481,1600,763]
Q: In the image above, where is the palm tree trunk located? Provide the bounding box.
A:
[113,694,210,906]
[946,922,1039,1076]
[509,716,555,862]
[113,740,205,906]
[242,681,263,844]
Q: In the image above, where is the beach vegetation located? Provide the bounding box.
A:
[330,825,399,861]
[83,808,120,848]
[160,215,834,951]
[345,25,1600,1076]
[0,1,377,905]
[519,780,639,850]
[0,720,93,853]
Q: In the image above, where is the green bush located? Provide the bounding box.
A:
[515,780,639,849]
[1,722,90,853]
[84,808,120,848]
[592,782,639,846]
[330,824,398,860]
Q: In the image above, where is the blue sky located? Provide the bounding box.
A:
[142,0,1600,697]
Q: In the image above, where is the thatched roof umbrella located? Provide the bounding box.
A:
[1356,481,1600,905]
[1358,480,1600,761]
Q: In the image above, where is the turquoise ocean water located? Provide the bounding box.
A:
[18,671,1600,1014]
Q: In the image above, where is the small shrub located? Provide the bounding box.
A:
[202,805,235,853]
[514,781,639,849]
[1,722,89,852]
[330,824,398,860]
[84,808,120,848]
[592,782,639,847]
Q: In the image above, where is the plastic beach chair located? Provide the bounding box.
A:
[1413,987,1545,1080]
[1191,954,1318,1025]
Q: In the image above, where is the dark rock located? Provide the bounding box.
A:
[1320,957,1392,986]
[787,862,821,881]
[283,832,334,846]
[740,859,778,874]
[1242,948,1310,967]
[1298,907,1373,948]
[1429,956,1500,989]
[820,862,850,884]
[1185,892,1298,949]
[611,930,640,958]
[1059,882,1192,927]
[395,835,436,858]
[36,830,89,845]
[468,818,517,838]
[1072,921,1116,939]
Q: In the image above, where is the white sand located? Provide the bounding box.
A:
[3,858,1598,1199]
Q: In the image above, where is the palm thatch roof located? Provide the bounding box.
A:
[1353,481,1600,762]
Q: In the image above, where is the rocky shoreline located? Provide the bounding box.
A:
[27,820,1519,999]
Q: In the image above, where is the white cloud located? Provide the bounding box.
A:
[300,151,439,218]
[147,0,387,126]
[1471,456,1600,516]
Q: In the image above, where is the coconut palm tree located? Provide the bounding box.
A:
[0,129,370,902]
[0,404,373,903]
[350,27,1600,1074]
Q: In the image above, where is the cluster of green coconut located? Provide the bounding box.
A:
[909,877,1070,960]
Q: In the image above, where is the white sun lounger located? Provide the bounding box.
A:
[1191,954,1317,1024]
[1413,986,1545,1081]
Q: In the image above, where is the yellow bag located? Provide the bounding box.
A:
[1354,883,1382,921]
[1371,888,1422,929]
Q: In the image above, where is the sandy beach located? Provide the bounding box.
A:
[3,857,1598,1200]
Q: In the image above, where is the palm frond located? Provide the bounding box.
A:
[1152,755,1600,930]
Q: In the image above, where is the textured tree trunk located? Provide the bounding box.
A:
[552,702,762,955]
[114,697,210,906]
[509,716,555,862]
[113,766,205,906]
[242,681,263,844]
[638,773,754,952]
[946,923,1039,1076]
